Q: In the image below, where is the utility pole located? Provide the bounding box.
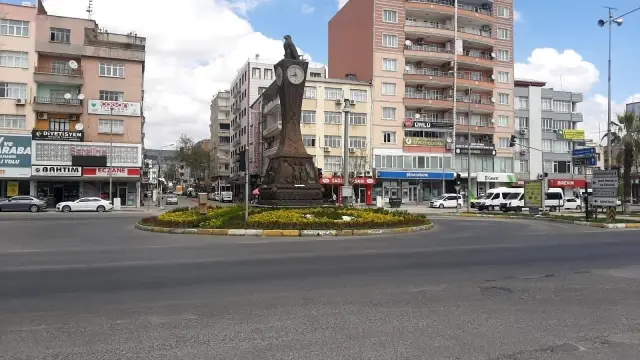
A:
[341,99,353,206]
[466,86,472,213]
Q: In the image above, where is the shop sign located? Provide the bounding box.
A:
[376,170,455,180]
[561,129,585,140]
[319,177,376,185]
[88,100,141,116]
[477,172,517,183]
[0,168,31,178]
[32,130,84,142]
[548,179,586,188]
[403,118,453,129]
[32,166,82,177]
[455,143,496,156]
[0,135,31,167]
[83,167,141,177]
[404,137,446,147]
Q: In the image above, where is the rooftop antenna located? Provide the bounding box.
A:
[86,0,93,19]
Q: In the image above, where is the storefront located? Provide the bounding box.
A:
[374,170,455,203]
[0,134,32,198]
[476,172,518,196]
[548,179,587,198]
[319,177,376,205]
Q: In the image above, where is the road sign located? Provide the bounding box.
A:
[573,156,597,166]
[524,180,542,208]
[607,206,617,222]
[592,169,618,206]
[572,147,596,158]
[593,198,618,206]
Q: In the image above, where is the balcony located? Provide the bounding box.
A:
[404,92,453,111]
[404,20,454,40]
[457,50,494,70]
[405,0,493,24]
[457,27,494,47]
[35,41,84,57]
[456,95,495,114]
[404,43,453,62]
[84,28,146,62]
[232,120,241,131]
[263,146,277,158]
[404,68,454,87]
[457,72,495,91]
[455,121,495,134]
[34,67,84,85]
[232,137,241,147]
[262,120,282,138]
[33,97,83,114]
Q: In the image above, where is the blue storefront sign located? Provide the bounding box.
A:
[0,135,31,167]
[376,170,455,180]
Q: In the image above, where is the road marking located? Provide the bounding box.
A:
[0,244,207,254]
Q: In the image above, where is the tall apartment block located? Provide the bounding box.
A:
[209,90,231,191]
[0,1,146,207]
[250,78,374,204]
[513,79,585,195]
[329,0,515,202]
[227,56,326,197]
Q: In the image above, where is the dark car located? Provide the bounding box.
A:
[0,196,47,212]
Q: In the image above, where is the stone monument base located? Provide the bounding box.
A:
[258,155,324,207]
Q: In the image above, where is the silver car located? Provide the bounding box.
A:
[0,196,47,213]
[165,195,179,205]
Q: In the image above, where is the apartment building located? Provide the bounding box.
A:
[513,79,585,195]
[0,1,146,206]
[209,90,231,191]
[228,56,326,195]
[250,78,375,204]
[328,0,516,202]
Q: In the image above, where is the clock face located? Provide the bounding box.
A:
[286,65,304,84]
[275,67,283,86]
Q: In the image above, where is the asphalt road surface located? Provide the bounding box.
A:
[2,214,640,359]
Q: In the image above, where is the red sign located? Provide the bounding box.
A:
[548,179,586,187]
[319,177,376,185]
[83,167,141,177]
[403,118,414,128]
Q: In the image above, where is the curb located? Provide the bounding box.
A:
[134,223,434,237]
[441,212,640,229]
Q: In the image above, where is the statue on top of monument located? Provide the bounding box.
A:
[283,35,301,60]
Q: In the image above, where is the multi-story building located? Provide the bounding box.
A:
[513,79,585,195]
[228,55,326,196]
[209,90,231,191]
[328,0,516,202]
[251,77,375,204]
[627,101,640,118]
[12,2,146,207]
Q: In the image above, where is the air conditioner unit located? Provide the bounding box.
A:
[416,61,423,67]
[445,143,454,150]
[356,171,364,176]
[520,128,528,135]
[416,84,424,90]
[537,173,545,180]
[364,170,372,176]
[349,100,355,105]
[37,112,48,120]
[335,99,341,104]
[417,108,426,113]
[333,171,340,177]
[416,38,424,44]
[67,115,77,121]
[348,147,356,152]
[15,98,25,105]
[481,25,491,31]
[520,149,526,155]
[323,146,331,151]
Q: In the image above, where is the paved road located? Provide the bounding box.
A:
[2,215,640,359]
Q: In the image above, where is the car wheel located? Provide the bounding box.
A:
[489,205,494,211]
[457,203,461,209]
[96,205,105,212]
[550,206,556,212]
[62,205,71,213]
[29,205,39,213]
[439,204,444,209]
[516,207,523,213]
[576,205,582,211]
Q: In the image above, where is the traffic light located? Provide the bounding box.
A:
[455,173,462,186]
[508,135,517,147]
[238,150,246,172]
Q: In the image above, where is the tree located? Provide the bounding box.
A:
[602,111,640,214]
[176,133,211,184]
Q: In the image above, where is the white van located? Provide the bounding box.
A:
[476,187,515,211]
[500,188,525,212]
[544,188,565,211]
[220,191,233,203]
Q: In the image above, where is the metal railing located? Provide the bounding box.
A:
[405,92,494,105]
[404,68,453,77]
[34,67,83,76]
[405,20,454,31]
[460,50,493,60]
[458,27,492,38]
[33,96,82,105]
[405,44,453,53]
[406,0,492,16]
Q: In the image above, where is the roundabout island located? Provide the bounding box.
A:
[136,206,433,237]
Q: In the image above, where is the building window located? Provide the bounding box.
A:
[496,49,510,61]
[554,161,572,174]
[0,51,28,68]
[99,90,124,101]
[382,131,396,144]
[0,114,26,129]
[496,71,509,83]
[515,96,528,109]
[350,89,367,102]
[324,87,342,100]
[0,19,29,37]
[382,107,396,120]
[553,100,571,113]
[542,139,552,152]
[498,115,509,127]
[382,9,398,23]
[301,110,316,124]
[324,156,342,172]
[349,113,367,125]
[498,93,509,105]
[498,137,510,148]
[51,60,73,74]
[497,28,510,40]
[324,111,342,124]
[382,34,398,48]
[49,27,70,43]
[542,118,553,131]
[264,69,273,80]
[349,136,367,148]
[252,68,260,79]
[310,72,322,78]
[541,98,552,111]
[0,82,27,99]
[382,58,397,71]
[324,135,342,148]
[497,6,509,17]
[553,120,572,130]
[49,118,70,131]
[516,117,529,129]
[99,62,124,78]
[553,140,570,153]
[302,135,316,147]
[304,86,317,99]
[98,119,125,134]
[518,160,529,173]
[382,83,396,95]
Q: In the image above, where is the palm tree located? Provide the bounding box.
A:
[602,111,640,213]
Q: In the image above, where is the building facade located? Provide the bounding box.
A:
[328,0,516,202]
[0,1,146,206]
[251,78,375,204]
[209,90,231,191]
[513,79,585,195]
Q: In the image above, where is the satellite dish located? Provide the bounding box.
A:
[68,60,78,69]
[77,93,85,100]
[613,17,623,25]
[414,113,420,118]
[64,93,72,99]
[75,123,84,131]
[405,65,411,71]
[597,19,605,27]
[490,97,495,102]
[490,74,495,79]
[490,52,496,58]
[405,39,412,46]
[446,137,453,143]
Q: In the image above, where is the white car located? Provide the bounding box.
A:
[429,194,463,209]
[56,197,114,213]
[563,197,582,211]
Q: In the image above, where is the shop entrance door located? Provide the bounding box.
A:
[358,187,366,204]
[118,186,127,206]
[402,186,419,203]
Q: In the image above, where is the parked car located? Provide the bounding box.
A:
[56,197,113,212]
[429,194,463,209]
[165,194,179,205]
[563,197,582,211]
[0,196,47,213]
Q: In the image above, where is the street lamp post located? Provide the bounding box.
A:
[158,143,175,207]
[342,99,353,206]
[108,108,114,204]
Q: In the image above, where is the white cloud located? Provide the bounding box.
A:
[301,4,315,14]
[41,0,316,149]
[515,47,639,143]
[338,0,349,9]
[513,10,522,22]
